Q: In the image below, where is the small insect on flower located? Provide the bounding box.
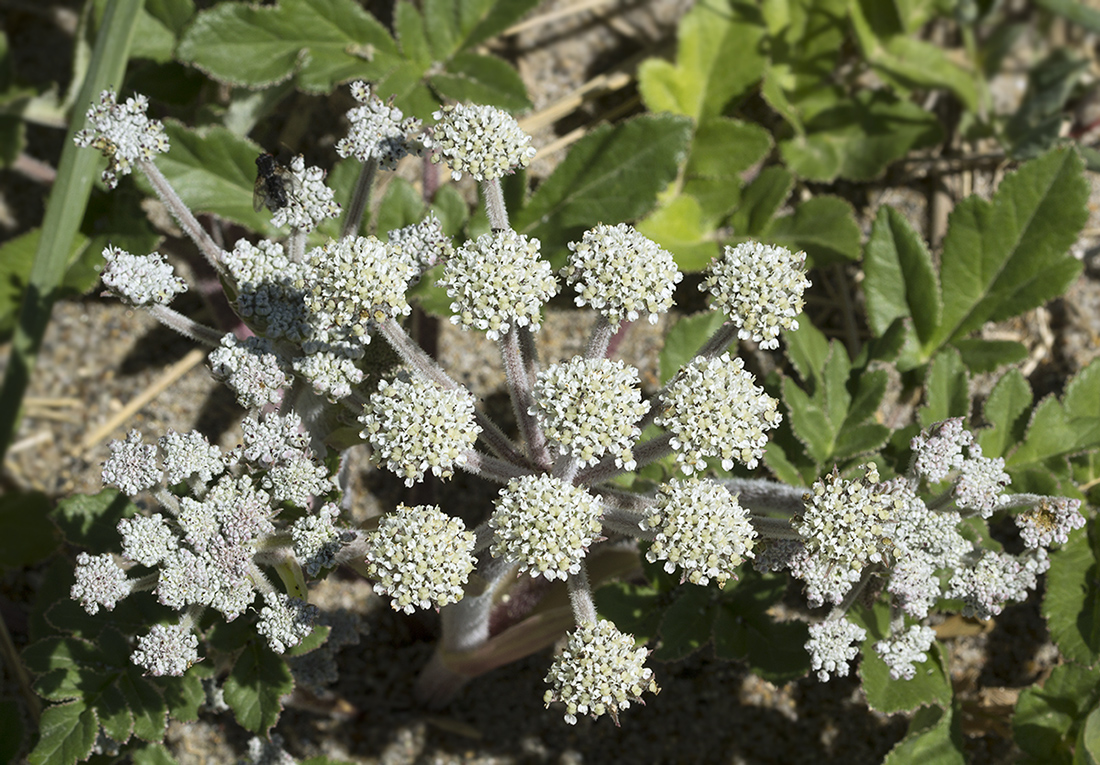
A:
[253,153,300,213]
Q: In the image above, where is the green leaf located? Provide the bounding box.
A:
[850,0,979,111]
[852,603,952,713]
[176,0,399,93]
[636,0,766,120]
[28,701,97,765]
[769,195,860,265]
[131,743,182,765]
[1081,704,1100,765]
[863,205,941,341]
[376,177,426,238]
[51,489,136,552]
[394,1,431,68]
[0,490,59,568]
[918,350,970,427]
[683,117,772,224]
[975,369,1032,459]
[285,624,332,657]
[224,640,293,733]
[1010,359,1100,468]
[512,114,693,266]
[594,581,665,645]
[1014,661,1100,763]
[730,166,793,237]
[711,569,810,682]
[952,338,1028,373]
[658,311,727,384]
[781,341,856,466]
[1034,0,1100,34]
[778,90,942,182]
[783,319,829,386]
[635,195,719,272]
[1043,524,1100,665]
[929,148,1087,351]
[429,51,529,111]
[654,586,714,661]
[882,704,965,765]
[1005,50,1088,159]
[422,0,539,57]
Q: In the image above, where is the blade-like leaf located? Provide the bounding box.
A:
[863,205,941,341]
[731,165,793,237]
[429,51,529,111]
[769,195,861,265]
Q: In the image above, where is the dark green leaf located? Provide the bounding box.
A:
[28,701,97,765]
[683,117,771,224]
[953,339,1028,373]
[1010,359,1100,467]
[0,490,59,568]
[930,148,1087,351]
[730,166,793,237]
[712,569,810,682]
[976,369,1032,459]
[658,311,727,384]
[783,319,829,387]
[176,0,399,92]
[119,670,168,742]
[224,640,293,733]
[430,52,529,111]
[852,603,952,713]
[654,586,714,661]
[1043,525,1100,665]
[512,114,692,266]
[285,624,332,657]
[863,206,941,341]
[1014,661,1100,763]
[594,581,665,645]
[918,350,970,427]
[131,743,182,765]
[51,489,135,552]
[882,704,965,765]
[769,195,860,265]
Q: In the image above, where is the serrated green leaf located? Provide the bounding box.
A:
[852,603,952,713]
[224,640,293,733]
[769,195,860,265]
[394,1,431,67]
[594,581,665,645]
[28,701,98,765]
[512,114,693,266]
[779,90,941,182]
[636,0,765,120]
[1064,357,1100,422]
[711,569,810,682]
[0,490,59,568]
[882,704,965,765]
[1006,50,1087,159]
[423,0,539,57]
[864,205,941,341]
[1008,361,1100,469]
[654,586,714,661]
[635,195,718,272]
[119,670,168,741]
[1014,661,1100,763]
[429,51,529,110]
[976,369,1032,459]
[131,742,181,765]
[176,0,399,93]
[683,117,771,224]
[782,379,831,466]
[731,165,793,237]
[285,624,332,657]
[658,311,727,384]
[930,148,1087,351]
[95,685,132,743]
[850,0,979,111]
[161,667,209,723]
[918,350,970,427]
[783,319,829,386]
[953,338,1029,373]
[51,489,135,552]
[1043,525,1100,665]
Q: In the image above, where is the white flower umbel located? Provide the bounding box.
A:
[366,504,475,613]
[117,514,177,567]
[795,465,899,573]
[303,235,415,351]
[949,550,1037,620]
[222,239,311,343]
[257,592,318,654]
[489,475,603,580]
[270,156,342,232]
[159,430,224,488]
[562,224,682,329]
[543,620,658,725]
[337,81,424,169]
[531,357,649,469]
[132,623,199,677]
[359,374,481,486]
[874,624,936,681]
[388,212,454,274]
[954,444,1010,518]
[291,503,351,577]
[806,618,866,682]
[292,351,364,403]
[102,430,162,496]
[73,90,170,189]
[430,103,536,181]
[440,229,558,340]
[1014,496,1086,549]
[702,242,810,350]
[644,479,756,586]
[71,553,132,615]
[656,353,780,474]
[100,245,187,306]
[910,418,971,483]
[208,334,292,409]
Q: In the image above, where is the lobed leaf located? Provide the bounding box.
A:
[224,639,294,733]
[1042,524,1100,666]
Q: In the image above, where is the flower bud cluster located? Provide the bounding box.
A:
[74,90,169,188]
[337,81,424,169]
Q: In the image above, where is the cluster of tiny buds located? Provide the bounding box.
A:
[429,102,536,181]
[74,90,170,188]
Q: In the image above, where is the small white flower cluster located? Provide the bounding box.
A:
[71,552,131,615]
[208,334,293,409]
[222,239,311,344]
[949,549,1048,620]
[430,102,536,181]
[874,624,936,681]
[702,242,810,350]
[358,374,481,486]
[489,475,603,581]
[543,620,659,725]
[953,443,1010,518]
[100,245,187,306]
[269,156,342,232]
[74,90,170,188]
[644,479,756,586]
[806,618,866,682]
[562,224,682,328]
[131,623,199,678]
[291,503,353,577]
[388,212,454,273]
[656,353,780,473]
[1015,496,1086,548]
[440,230,557,340]
[530,357,649,469]
[337,81,424,169]
[910,418,970,483]
[257,592,318,654]
[365,504,475,613]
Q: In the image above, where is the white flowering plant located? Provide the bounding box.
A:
[12,61,1100,765]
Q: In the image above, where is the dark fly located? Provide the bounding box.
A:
[253,153,298,212]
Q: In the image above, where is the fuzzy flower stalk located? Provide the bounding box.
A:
[71,86,1086,733]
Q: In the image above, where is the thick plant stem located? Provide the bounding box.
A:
[567,565,597,625]
[483,177,509,231]
[342,158,377,239]
[585,315,614,360]
[146,304,223,345]
[139,159,226,271]
[500,327,550,469]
